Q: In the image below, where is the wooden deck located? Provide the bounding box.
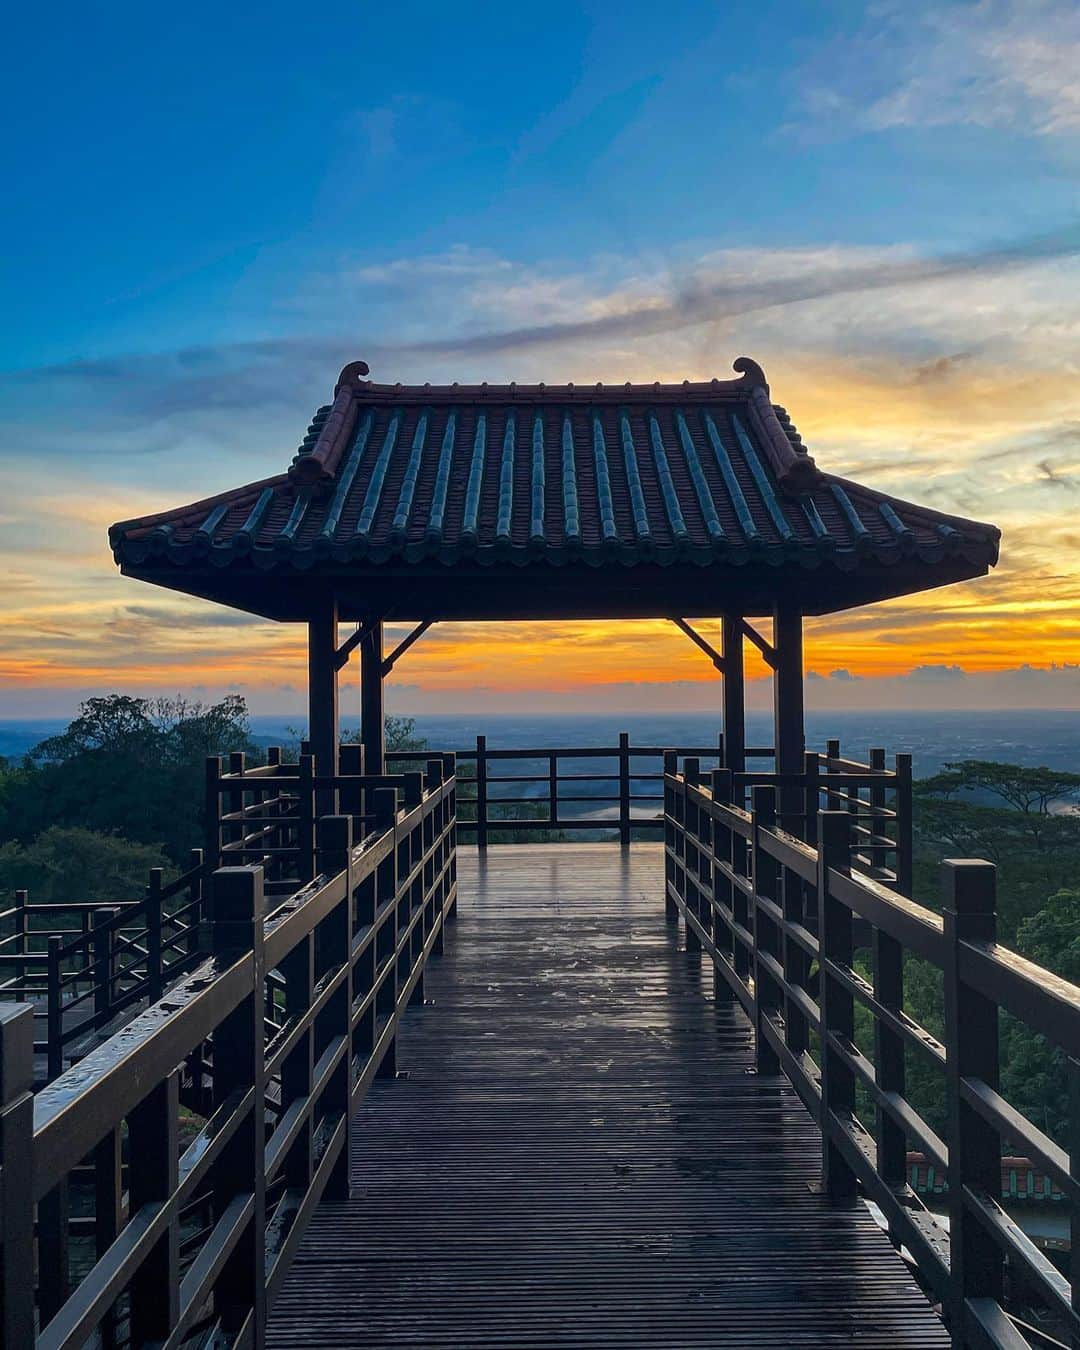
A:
[267,844,947,1348]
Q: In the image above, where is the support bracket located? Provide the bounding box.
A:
[335,618,380,672]
[739,619,778,670]
[670,618,726,674]
[382,620,435,676]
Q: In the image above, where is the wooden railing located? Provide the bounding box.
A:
[392,735,911,864]
[0,763,456,1348]
[665,757,1080,1349]
[0,858,206,1083]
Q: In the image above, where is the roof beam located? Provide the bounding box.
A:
[382,619,435,676]
[671,618,726,674]
[739,619,778,670]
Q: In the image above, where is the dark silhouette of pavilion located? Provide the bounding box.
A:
[109,356,999,777]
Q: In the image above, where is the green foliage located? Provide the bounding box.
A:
[916,760,1080,816]
[0,826,170,904]
[0,694,255,865]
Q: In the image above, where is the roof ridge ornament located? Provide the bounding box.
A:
[291,361,370,486]
[334,360,370,395]
[733,356,769,392]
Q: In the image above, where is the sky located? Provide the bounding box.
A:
[2,0,1080,719]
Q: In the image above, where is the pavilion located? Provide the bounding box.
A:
[109,357,1000,780]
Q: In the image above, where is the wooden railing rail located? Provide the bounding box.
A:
[390,735,909,864]
[665,760,1080,1349]
[0,763,457,1348]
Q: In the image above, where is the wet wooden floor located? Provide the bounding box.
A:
[268,844,947,1347]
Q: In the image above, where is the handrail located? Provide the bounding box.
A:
[664,759,1080,1348]
[0,764,458,1347]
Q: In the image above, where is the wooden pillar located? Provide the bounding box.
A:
[360,619,385,775]
[721,616,746,775]
[308,596,339,815]
[772,605,804,775]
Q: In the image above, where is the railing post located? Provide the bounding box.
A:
[475,735,488,850]
[13,890,26,1001]
[339,742,365,833]
[204,754,223,871]
[0,1004,35,1348]
[549,752,559,832]
[128,1070,180,1342]
[93,907,117,1025]
[187,847,204,958]
[817,810,857,1201]
[297,752,316,882]
[147,867,164,1002]
[403,771,424,811]
[943,858,1001,1345]
[373,788,399,1077]
[802,753,820,848]
[751,785,781,1075]
[209,864,266,1342]
[710,769,735,1003]
[618,731,631,848]
[663,751,679,923]
[47,935,63,1081]
[683,759,701,951]
[317,815,354,1201]
[894,752,913,896]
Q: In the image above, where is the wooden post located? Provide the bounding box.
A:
[751,785,781,1074]
[147,867,164,1001]
[47,936,63,1081]
[317,815,354,1200]
[129,1073,180,1342]
[721,616,746,775]
[618,731,631,848]
[773,605,805,837]
[0,1004,34,1348]
[773,605,804,774]
[13,891,26,1001]
[93,908,117,1025]
[475,734,488,850]
[204,755,223,872]
[710,768,735,1003]
[210,865,266,1341]
[894,753,913,896]
[817,810,857,1201]
[943,859,1001,1344]
[662,751,679,923]
[360,618,385,775]
[308,595,340,814]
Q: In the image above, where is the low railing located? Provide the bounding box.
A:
[665,757,1080,1349]
[392,734,910,867]
[0,858,206,1083]
[0,761,456,1348]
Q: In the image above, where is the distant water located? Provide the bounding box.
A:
[5,710,1078,780]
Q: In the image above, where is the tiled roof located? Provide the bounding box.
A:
[110,359,1000,586]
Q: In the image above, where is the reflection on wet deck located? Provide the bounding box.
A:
[268,844,947,1348]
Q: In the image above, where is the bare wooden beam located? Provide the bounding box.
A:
[739,618,778,670]
[382,620,435,676]
[670,618,726,673]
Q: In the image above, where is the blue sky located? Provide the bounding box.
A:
[2,0,1080,714]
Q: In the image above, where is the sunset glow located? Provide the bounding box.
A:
[3,1,1079,716]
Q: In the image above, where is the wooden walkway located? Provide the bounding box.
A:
[268,844,948,1348]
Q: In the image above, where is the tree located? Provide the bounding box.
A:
[2,694,257,864]
[0,826,169,904]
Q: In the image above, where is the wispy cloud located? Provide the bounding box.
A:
[796,0,1080,141]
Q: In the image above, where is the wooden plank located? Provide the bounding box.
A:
[268,844,947,1348]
